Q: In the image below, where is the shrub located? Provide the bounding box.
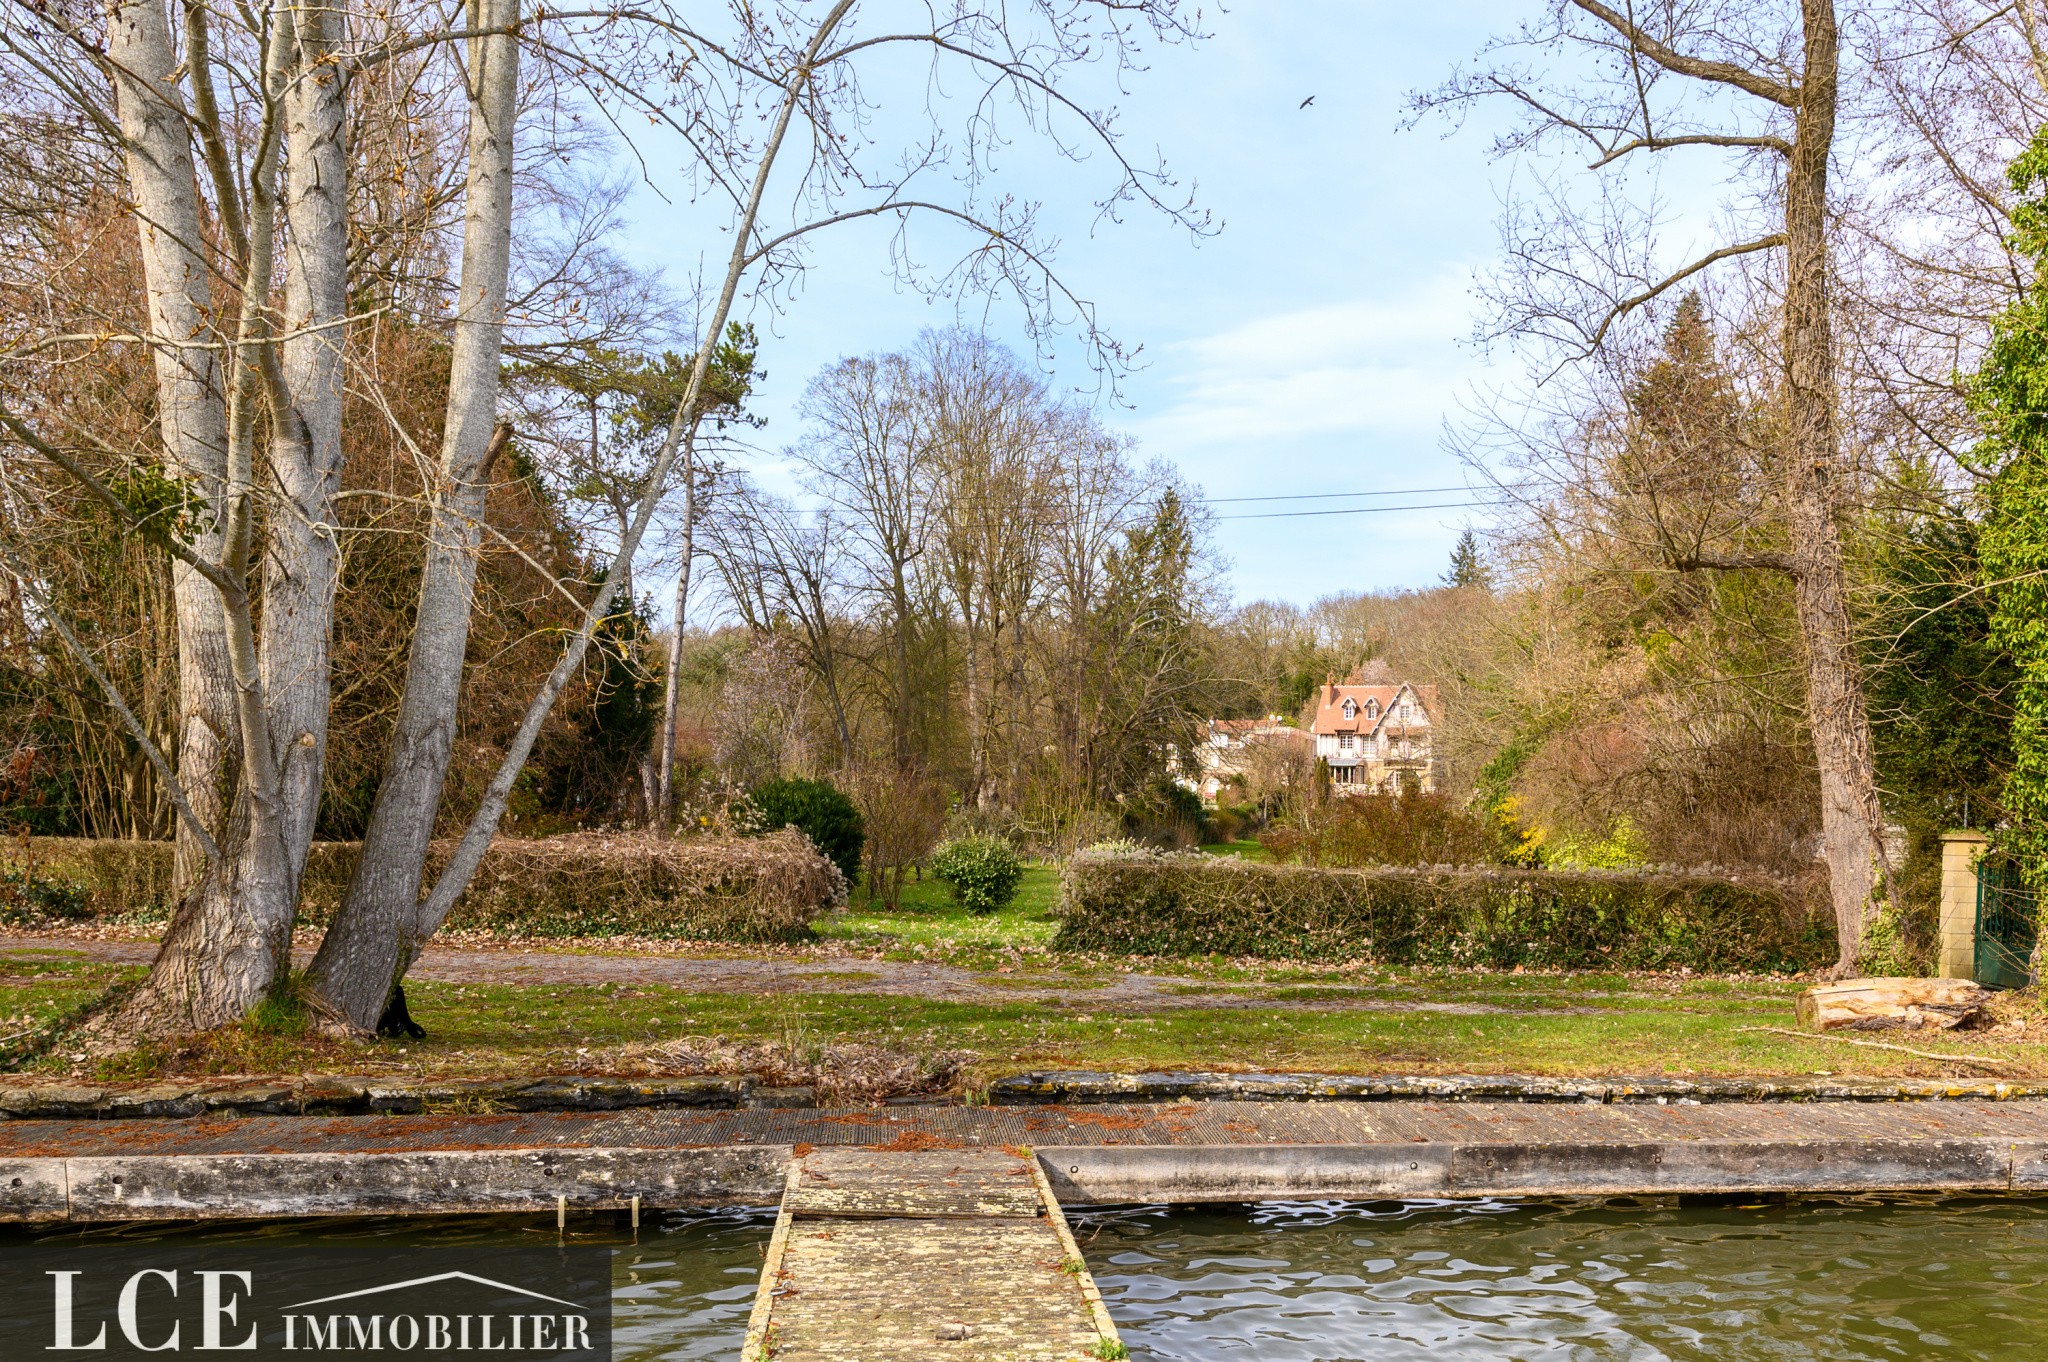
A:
[1,832,843,941]
[850,768,948,908]
[739,777,866,882]
[1204,806,1245,844]
[1260,789,1497,868]
[1122,780,1206,849]
[0,864,92,926]
[1055,845,1832,972]
[930,836,1025,914]
[412,829,843,940]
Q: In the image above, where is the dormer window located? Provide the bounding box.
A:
[1363,699,1379,720]
[1340,697,1357,721]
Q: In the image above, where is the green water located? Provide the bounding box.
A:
[11,1196,2048,1359]
[1075,1197,2048,1361]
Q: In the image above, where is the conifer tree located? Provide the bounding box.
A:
[1966,128,2048,886]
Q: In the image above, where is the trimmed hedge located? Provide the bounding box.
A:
[0,830,844,942]
[1055,847,1833,972]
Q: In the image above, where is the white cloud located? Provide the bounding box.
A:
[1129,271,1485,451]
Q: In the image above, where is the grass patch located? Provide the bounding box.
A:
[0,954,136,1037]
[1,883,2036,1086]
[7,965,2037,1084]
[816,864,1067,969]
[1200,840,1271,861]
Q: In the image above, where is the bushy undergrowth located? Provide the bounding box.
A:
[1055,845,1832,971]
[0,863,93,926]
[1260,789,1500,867]
[2,831,843,941]
[738,777,866,882]
[929,836,1024,914]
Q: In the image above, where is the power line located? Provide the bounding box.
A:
[1216,500,1487,521]
[1206,484,1473,504]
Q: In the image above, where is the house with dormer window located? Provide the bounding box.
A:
[1307,666,1438,795]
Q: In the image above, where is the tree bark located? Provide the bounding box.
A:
[655,423,702,827]
[112,0,314,1033]
[106,0,237,897]
[1782,0,1891,975]
[267,0,350,885]
[305,0,520,1032]
[1795,977,1991,1031]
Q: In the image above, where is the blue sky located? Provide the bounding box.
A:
[619,3,1532,608]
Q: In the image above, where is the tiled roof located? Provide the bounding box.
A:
[1309,682,1437,736]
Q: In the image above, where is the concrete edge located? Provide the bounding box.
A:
[0,1145,790,1222]
[0,1075,816,1121]
[989,1071,2048,1106]
[1033,1138,2048,1204]
[8,1068,2042,1124]
[8,1135,2044,1222]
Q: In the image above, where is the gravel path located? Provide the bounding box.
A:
[0,934,1604,1016]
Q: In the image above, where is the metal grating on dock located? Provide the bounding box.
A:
[741,1148,1119,1362]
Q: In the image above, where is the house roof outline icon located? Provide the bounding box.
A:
[278,1271,586,1313]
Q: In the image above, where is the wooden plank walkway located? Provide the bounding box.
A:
[741,1148,1120,1362]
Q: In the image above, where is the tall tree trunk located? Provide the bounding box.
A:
[890,564,914,770]
[306,0,520,1031]
[655,426,702,827]
[1783,0,1890,974]
[113,0,313,1033]
[382,1,858,990]
[106,0,236,896]
[266,0,349,885]
[962,619,989,807]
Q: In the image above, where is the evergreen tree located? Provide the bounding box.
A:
[1443,529,1490,589]
[1965,126,2048,886]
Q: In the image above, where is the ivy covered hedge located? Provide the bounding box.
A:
[1,830,843,942]
[1055,847,1832,972]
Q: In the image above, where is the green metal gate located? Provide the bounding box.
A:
[1974,860,2039,991]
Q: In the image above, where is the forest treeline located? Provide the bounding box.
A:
[5,0,2048,1040]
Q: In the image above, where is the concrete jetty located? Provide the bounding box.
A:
[741,1148,1119,1361]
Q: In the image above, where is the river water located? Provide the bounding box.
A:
[9,1195,2047,1360]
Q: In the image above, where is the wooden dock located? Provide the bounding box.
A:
[741,1148,1121,1362]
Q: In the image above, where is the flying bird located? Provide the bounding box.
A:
[1299,96,1316,109]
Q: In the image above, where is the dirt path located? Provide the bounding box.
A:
[0,934,1605,1016]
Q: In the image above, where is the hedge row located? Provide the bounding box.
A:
[1054,847,1833,972]
[0,830,844,942]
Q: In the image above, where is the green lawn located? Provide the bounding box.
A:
[3,863,2040,1086]
[2,938,2041,1087]
[814,863,1074,970]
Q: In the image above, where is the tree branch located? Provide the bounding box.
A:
[0,544,223,864]
[1569,0,1798,107]
[1671,548,1798,576]
[0,407,244,602]
[1583,233,1787,350]
[1590,131,1792,168]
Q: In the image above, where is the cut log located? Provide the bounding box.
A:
[1795,977,1993,1032]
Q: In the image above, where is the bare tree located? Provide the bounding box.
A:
[304,0,521,1025]
[792,352,938,771]
[1421,1,1892,971]
[700,477,862,768]
[2,0,1205,1037]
